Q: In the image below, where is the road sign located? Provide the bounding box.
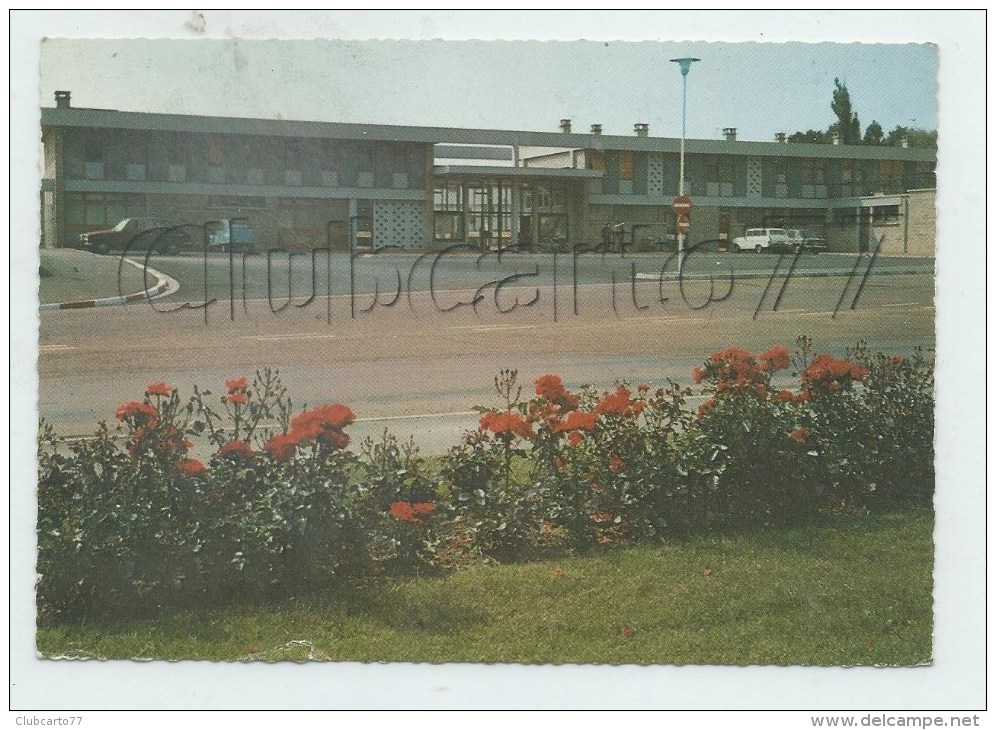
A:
[676,214,690,235]
[672,195,692,216]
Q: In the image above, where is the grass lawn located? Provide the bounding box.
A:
[37,508,933,666]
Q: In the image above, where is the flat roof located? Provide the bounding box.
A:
[41,105,936,163]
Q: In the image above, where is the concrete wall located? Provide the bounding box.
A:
[865,189,935,256]
[905,189,936,257]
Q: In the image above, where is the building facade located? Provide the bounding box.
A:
[41,93,936,255]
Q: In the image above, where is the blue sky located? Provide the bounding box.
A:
[39,35,937,143]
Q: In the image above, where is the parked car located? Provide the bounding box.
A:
[787,229,828,253]
[206,218,256,253]
[79,217,192,255]
[731,228,790,253]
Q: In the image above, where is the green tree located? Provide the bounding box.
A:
[788,129,829,144]
[886,125,937,149]
[863,120,884,145]
[830,78,861,145]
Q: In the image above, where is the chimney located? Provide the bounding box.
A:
[634,122,649,137]
[55,90,71,108]
[723,127,737,142]
[559,119,572,133]
[775,132,787,143]
[831,132,841,145]
[901,136,910,148]
[590,123,602,135]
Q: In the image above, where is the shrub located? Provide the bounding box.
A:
[37,372,369,622]
[36,340,935,621]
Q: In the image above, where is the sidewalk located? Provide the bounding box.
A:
[38,249,158,306]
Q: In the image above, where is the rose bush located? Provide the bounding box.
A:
[37,341,934,622]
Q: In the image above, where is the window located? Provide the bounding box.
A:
[125,137,147,182]
[433,182,464,240]
[272,199,348,248]
[321,142,340,187]
[773,159,789,198]
[872,205,900,225]
[392,145,409,189]
[357,145,374,188]
[617,151,634,194]
[915,161,935,189]
[207,137,225,184]
[838,160,864,197]
[83,135,105,180]
[878,160,903,194]
[284,142,303,186]
[167,136,187,183]
[705,156,734,197]
[801,159,827,198]
[467,184,512,248]
[247,142,266,186]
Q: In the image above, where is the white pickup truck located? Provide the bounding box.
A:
[731,228,791,253]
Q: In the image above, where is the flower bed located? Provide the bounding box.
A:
[37,339,933,622]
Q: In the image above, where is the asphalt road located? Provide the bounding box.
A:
[38,253,934,453]
[116,248,934,305]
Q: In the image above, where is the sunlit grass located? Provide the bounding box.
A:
[37,508,932,666]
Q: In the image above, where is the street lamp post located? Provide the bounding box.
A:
[670,57,699,267]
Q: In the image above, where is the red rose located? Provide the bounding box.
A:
[263,433,298,462]
[219,439,255,460]
[225,377,249,393]
[176,458,208,478]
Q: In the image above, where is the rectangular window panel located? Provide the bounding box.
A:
[434,211,463,240]
[84,162,105,180]
[618,152,634,181]
[208,138,225,166]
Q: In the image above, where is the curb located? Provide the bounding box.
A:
[39,258,180,312]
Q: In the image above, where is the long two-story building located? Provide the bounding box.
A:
[41,91,936,255]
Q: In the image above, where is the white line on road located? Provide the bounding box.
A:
[241,333,349,342]
[39,344,77,352]
[356,410,478,423]
[449,324,543,332]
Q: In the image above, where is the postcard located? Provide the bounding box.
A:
[11,9,986,714]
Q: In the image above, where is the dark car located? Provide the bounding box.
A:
[787,229,828,253]
[80,217,192,255]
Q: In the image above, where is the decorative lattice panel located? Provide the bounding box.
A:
[747,157,762,198]
[648,153,666,196]
[373,201,427,249]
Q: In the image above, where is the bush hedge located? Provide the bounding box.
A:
[37,339,934,623]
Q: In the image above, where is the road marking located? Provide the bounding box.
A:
[449,324,543,332]
[39,344,77,352]
[241,333,349,342]
[356,410,478,423]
